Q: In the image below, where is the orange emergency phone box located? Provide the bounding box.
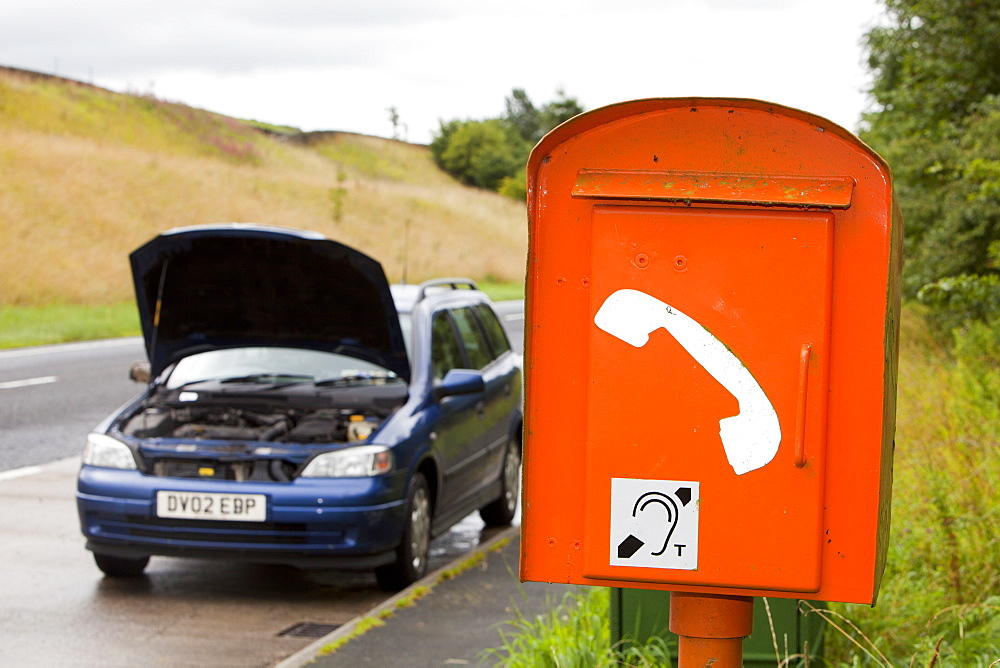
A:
[519,98,901,604]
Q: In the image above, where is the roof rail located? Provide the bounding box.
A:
[416,278,479,302]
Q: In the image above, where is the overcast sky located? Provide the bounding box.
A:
[1,0,885,144]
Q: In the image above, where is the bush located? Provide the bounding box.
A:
[434,119,527,191]
[917,240,1000,342]
[917,273,1000,340]
[498,166,527,202]
[431,88,584,199]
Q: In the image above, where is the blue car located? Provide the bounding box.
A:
[76,224,522,589]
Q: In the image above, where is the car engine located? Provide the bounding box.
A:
[122,405,382,445]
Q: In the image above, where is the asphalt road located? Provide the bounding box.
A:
[0,457,509,667]
[0,300,525,667]
[0,337,146,472]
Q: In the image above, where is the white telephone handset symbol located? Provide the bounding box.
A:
[595,289,781,475]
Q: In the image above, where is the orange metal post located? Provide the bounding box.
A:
[669,592,754,668]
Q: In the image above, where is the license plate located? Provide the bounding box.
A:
[156,491,267,522]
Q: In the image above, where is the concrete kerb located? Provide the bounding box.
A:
[275,525,520,668]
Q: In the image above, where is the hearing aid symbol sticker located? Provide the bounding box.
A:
[611,478,700,570]
[595,289,781,476]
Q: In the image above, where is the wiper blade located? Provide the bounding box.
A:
[219,373,314,385]
[315,372,400,387]
[165,374,314,394]
[169,378,220,391]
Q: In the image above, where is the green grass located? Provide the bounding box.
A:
[478,280,525,301]
[0,282,524,350]
[319,616,385,656]
[484,587,674,667]
[0,73,267,164]
[311,134,430,183]
[392,584,431,611]
[0,302,140,349]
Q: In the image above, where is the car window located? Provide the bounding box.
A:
[450,307,493,370]
[473,304,512,357]
[165,347,395,388]
[431,311,465,380]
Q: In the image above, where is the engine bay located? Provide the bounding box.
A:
[122,404,386,445]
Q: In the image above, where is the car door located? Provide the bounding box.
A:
[468,303,521,485]
[430,308,490,511]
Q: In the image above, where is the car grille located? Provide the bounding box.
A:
[149,458,297,482]
[87,513,347,547]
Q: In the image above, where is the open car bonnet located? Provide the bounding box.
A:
[130,224,410,382]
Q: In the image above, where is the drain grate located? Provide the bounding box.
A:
[278,622,342,638]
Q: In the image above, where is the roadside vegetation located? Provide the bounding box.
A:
[0,67,527,312]
[862,0,1000,296]
[0,302,140,349]
[486,587,675,667]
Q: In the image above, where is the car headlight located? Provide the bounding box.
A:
[300,445,393,478]
[82,433,138,470]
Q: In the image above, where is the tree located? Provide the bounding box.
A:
[432,88,585,198]
[865,0,1000,130]
[386,106,406,141]
[539,88,585,135]
[436,119,526,191]
[504,88,542,144]
[503,87,585,144]
[430,119,462,165]
[862,0,1000,295]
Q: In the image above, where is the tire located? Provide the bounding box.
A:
[376,472,432,590]
[93,553,149,577]
[479,440,520,527]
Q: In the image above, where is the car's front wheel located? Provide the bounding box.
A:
[376,472,432,590]
[480,439,520,527]
[93,553,149,577]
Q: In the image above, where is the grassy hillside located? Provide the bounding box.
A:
[0,67,527,307]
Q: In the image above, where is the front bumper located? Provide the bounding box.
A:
[77,465,407,569]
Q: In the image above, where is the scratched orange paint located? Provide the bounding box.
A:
[519,98,901,605]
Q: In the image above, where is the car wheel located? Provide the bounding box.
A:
[376,472,432,590]
[93,553,149,577]
[479,439,520,527]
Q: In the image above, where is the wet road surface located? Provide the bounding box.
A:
[0,456,510,667]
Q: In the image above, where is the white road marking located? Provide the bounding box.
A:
[0,375,58,390]
[0,336,143,360]
[0,465,43,481]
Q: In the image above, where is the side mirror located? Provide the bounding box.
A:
[129,360,151,384]
[434,369,485,401]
